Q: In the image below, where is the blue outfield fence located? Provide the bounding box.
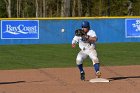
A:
[0,17,140,45]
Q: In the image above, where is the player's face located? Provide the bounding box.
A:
[82,27,89,33]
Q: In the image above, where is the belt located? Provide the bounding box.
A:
[83,47,86,50]
[82,46,95,51]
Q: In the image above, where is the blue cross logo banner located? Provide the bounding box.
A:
[125,19,140,38]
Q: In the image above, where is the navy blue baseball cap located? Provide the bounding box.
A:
[81,21,90,28]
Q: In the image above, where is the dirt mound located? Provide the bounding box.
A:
[0,65,139,93]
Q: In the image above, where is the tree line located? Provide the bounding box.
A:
[0,0,140,18]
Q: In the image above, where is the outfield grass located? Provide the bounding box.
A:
[0,43,140,70]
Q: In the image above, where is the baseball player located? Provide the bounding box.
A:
[72,21,101,81]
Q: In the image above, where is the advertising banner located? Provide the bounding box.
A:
[1,20,39,39]
[125,19,140,38]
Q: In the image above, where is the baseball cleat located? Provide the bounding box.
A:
[96,71,101,78]
[80,72,85,81]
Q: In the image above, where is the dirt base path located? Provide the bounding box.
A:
[0,65,139,93]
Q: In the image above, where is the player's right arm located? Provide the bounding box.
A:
[71,36,80,48]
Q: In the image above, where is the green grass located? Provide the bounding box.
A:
[97,43,140,66]
[0,43,140,70]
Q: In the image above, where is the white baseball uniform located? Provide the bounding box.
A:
[72,29,99,65]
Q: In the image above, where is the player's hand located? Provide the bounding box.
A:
[72,44,76,48]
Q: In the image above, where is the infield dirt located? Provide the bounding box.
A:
[0,65,139,93]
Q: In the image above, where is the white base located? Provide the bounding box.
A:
[89,78,110,83]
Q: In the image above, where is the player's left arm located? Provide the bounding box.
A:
[82,30,97,43]
[88,30,98,43]
[88,36,97,43]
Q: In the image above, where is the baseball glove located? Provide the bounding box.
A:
[75,29,90,42]
[81,35,89,42]
[75,29,86,36]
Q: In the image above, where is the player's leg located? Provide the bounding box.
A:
[76,50,87,80]
[89,49,101,78]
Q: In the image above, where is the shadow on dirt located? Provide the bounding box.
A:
[108,76,140,81]
[0,81,25,85]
